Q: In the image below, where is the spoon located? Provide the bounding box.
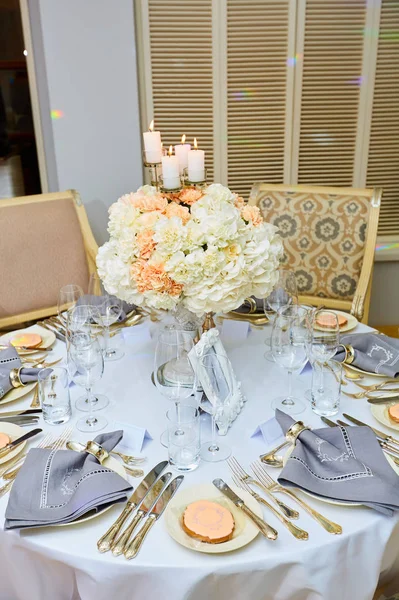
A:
[66,441,145,474]
[259,440,290,468]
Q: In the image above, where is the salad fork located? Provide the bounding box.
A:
[111,449,146,465]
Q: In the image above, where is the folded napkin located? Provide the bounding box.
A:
[234,296,264,315]
[0,348,41,400]
[5,431,132,529]
[276,409,399,515]
[335,333,399,377]
[77,295,136,323]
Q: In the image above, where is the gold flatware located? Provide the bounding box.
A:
[352,379,398,392]
[0,344,50,352]
[367,396,399,405]
[251,462,342,535]
[343,366,364,381]
[124,475,184,559]
[48,375,57,400]
[227,456,299,519]
[111,449,146,465]
[231,474,308,540]
[221,314,269,326]
[343,387,399,400]
[259,440,290,468]
[0,428,42,460]
[342,414,399,448]
[123,465,144,478]
[97,460,168,553]
[23,357,62,368]
[0,409,41,418]
[30,385,40,409]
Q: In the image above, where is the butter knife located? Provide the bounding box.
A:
[213,478,278,540]
[342,414,399,449]
[124,475,184,560]
[367,395,399,405]
[0,428,42,459]
[0,409,42,417]
[97,460,168,553]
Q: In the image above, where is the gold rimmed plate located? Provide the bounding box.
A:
[0,325,56,355]
[0,382,36,406]
[370,402,399,432]
[313,310,358,333]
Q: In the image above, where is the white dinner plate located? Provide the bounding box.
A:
[283,445,399,506]
[0,422,26,465]
[56,455,127,527]
[0,382,36,406]
[370,402,399,432]
[313,310,358,333]
[164,483,262,554]
[0,325,56,355]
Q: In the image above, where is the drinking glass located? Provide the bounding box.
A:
[271,305,310,415]
[154,326,196,447]
[167,405,200,471]
[88,273,124,361]
[67,304,109,411]
[39,367,71,425]
[199,352,232,462]
[263,268,298,362]
[306,310,340,399]
[311,360,342,416]
[57,284,83,325]
[67,334,107,432]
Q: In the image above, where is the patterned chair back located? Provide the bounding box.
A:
[249,184,382,323]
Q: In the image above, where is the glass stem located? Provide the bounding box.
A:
[282,370,295,406]
[318,362,325,394]
[209,407,219,453]
[104,325,111,357]
[86,385,97,426]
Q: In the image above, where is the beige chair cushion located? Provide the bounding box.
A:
[256,189,370,301]
[0,198,89,319]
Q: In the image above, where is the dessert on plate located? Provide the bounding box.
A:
[182,500,235,544]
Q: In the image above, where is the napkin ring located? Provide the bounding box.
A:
[85,441,109,464]
[341,344,355,365]
[286,421,310,446]
[244,297,257,314]
[9,368,25,389]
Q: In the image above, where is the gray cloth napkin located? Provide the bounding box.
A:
[5,431,133,529]
[276,409,399,515]
[335,333,399,377]
[234,296,264,315]
[0,348,41,400]
[77,295,135,323]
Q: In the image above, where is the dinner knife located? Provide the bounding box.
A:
[124,475,184,560]
[0,409,42,418]
[367,396,399,405]
[0,428,42,459]
[0,416,39,427]
[213,478,278,541]
[111,472,172,556]
[97,460,168,552]
[342,413,399,448]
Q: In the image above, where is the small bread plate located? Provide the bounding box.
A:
[164,483,263,553]
[56,456,127,526]
[314,310,358,333]
[0,325,56,355]
[370,402,399,433]
[0,422,27,465]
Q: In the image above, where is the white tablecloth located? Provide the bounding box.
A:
[1,321,399,600]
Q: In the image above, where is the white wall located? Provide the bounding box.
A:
[28,0,143,245]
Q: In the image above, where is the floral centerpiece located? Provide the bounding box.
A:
[97,183,283,316]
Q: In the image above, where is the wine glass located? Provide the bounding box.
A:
[263,268,298,362]
[154,326,196,447]
[199,352,232,462]
[67,304,109,411]
[271,305,310,415]
[306,310,340,398]
[67,334,107,432]
[88,273,124,361]
[57,284,83,326]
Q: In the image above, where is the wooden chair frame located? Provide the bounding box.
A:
[0,190,98,329]
[249,183,382,323]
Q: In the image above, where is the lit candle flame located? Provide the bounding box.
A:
[168,145,173,156]
[181,134,186,144]
[194,137,198,150]
[149,120,154,132]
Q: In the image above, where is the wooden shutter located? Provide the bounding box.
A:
[293,0,368,185]
[226,0,294,198]
[366,0,399,236]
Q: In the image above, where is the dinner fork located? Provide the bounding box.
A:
[231,474,308,540]
[111,450,146,465]
[351,380,399,393]
[343,388,399,400]
[251,461,342,535]
[227,456,299,519]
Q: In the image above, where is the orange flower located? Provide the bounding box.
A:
[137,229,156,259]
[165,202,191,224]
[130,192,168,213]
[131,260,183,296]
[233,194,245,209]
[241,205,263,227]
[179,188,203,206]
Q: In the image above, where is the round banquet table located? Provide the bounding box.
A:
[1,319,399,600]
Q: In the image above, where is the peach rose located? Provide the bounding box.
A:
[165,202,191,224]
[233,194,245,209]
[130,191,168,213]
[131,260,183,296]
[137,229,156,259]
[178,188,203,206]
[241,205,263,227]
[138,211,162,228]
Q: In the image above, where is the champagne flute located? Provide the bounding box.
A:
[68,334,107,432]
[67,304,109,411]
[199,352,232,462]
[154,326,196,447]
[88,273,124,361]
[264,268,298,362]
[57,284,83,326]
[271,305,310,415]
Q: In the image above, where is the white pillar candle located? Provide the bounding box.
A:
[143,120,162,163]
[162,146,180,190]
[174,134,191,175]
[187,138,205,182]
